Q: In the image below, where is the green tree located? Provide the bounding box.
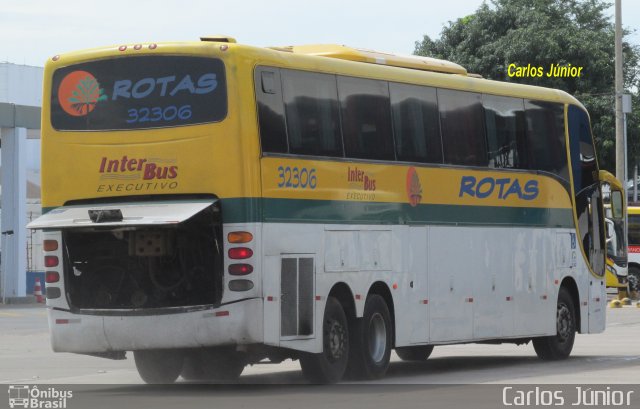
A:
[415,0,640,175]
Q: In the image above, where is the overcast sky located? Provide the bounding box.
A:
[1,0,639,67]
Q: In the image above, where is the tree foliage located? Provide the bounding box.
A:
[414,0,640,174]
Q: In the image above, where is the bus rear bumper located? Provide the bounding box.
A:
[48,298,264,353]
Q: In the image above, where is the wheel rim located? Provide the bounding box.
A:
[368,312,387,363]
[325,318,346,362]
[557,302,572,342]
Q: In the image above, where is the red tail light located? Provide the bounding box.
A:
[228,263,253,275]
[45,271,60,283]
[228,248,253,259]
[44,256,59,268]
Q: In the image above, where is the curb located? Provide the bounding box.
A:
[0,295,38,305]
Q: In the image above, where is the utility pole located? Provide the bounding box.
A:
[615,0,625,183]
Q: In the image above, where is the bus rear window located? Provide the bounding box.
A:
[50,56,227,131]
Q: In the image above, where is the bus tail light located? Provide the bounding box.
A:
[228,248,253,259]
[45,271,60,283]
[45,256,59,268]
[43,240,58,251]
[228,263,253,275]
[228,231,253,243]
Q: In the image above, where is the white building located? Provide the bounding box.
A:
[0,62,43,301]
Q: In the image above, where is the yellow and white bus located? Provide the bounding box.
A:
[601,172,628,295]
[627,205,640,295]
[29,37,607,383]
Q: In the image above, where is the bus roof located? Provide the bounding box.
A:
[267,44,468,76]
[45,37,586,110]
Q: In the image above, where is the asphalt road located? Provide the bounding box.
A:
[1,303,639,409]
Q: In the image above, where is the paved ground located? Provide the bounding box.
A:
[1,303,639,408]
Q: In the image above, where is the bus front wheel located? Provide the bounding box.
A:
[628,266,640,297]
[134,350,183,384]
[532,287,576,360]
[300,296,349,383]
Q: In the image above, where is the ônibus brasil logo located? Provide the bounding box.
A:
[58,70,108,116]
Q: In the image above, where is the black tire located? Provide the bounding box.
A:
[347,294,393,379]
[134,350,184,384]
[395,345,434,361]
[532,287,576,360]
[181,347,245,382]
[299,296,349,384]
[628,266,640,296]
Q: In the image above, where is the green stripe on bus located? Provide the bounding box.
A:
[223,198,574,228]
[43,199,574,228]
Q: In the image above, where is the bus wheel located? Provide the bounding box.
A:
[395,345,434,361]
[181,348,245,382]
[629,267,640,297]
[300,296,349,383]
[134,350,183,384]
[347,294,392,379]
[532,287,576,360]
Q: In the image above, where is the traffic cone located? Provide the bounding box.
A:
[34,278,44,303]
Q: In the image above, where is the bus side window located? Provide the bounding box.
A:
[255,67,288,153]
[390,82,442,164]
[524,101,568,181]
[337,76,395,161]
[629,214,640,245]
[483,95,525,169]
[281,70,343,157]
[438,89,487,167]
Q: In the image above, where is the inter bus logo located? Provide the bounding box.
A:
[58,70,108,116]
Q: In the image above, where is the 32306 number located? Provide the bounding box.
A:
[126,105,192,124]
[277,166,317,189]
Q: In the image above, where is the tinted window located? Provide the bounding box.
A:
[390,83,442,163]
[338,76,394,160]
[483,95,525,169]
[629,214,640,246]
[524,101,568,180]
[255,68,288,153]
[51,56,227,131]
[438,90,486,166]
[281,70,342,157]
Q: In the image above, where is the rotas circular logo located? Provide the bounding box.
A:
[58,70,107,116]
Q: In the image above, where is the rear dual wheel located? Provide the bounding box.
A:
[299,294,394,383]
[181,347,246,382]
[300,296,350,383]
[347,295,393,380]
[134,350,184,384]
[396,345,434,361]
